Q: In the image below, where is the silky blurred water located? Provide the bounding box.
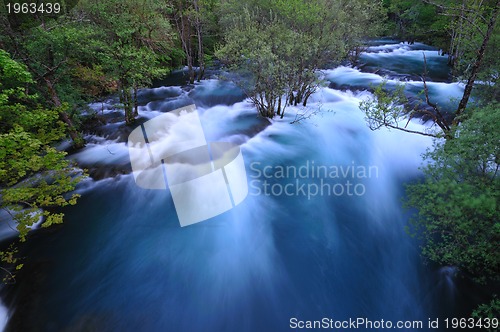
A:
[1,40,483,332]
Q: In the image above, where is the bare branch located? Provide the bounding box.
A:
[290,104,332,125]
[437,12,486,37]
[0,266,16,284]
[371,121,439,138]
[422,0,488,24]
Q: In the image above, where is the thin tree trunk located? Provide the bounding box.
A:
[451,0,466,72]
[122,87,135,124]
[303,90,312,107]
[277,95,282,117]
[187,55,195,84]
[174,3,195,84]
[44,78,84,148]
[196,28,204,82]
[183,14,195,84]
[193,0,204,82]
[133,85,138,117]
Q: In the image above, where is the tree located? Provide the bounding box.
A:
[361,0,499,140]
[473,22,500,104]
[405,103,499,284]
[451,0,500,124]
[0,50,83,282]
[360,58,453,139]
[360,80,450,138]
[78,0,174,124]
[0,2,91,148]
[216,9,293,118]
[217,0,384,119]
[383,0,449,46]
[170,0,216,83]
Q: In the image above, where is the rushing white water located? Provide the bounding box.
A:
[365,41,437,53]
[325,66,463,110]
[1,40,469,331]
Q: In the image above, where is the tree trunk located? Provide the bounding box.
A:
[193,0,205,82]
[122,87,135,125]
[174,3,195,84]
[187,55,195,84]
[133,85,138,117]
[303,91,312,107]
[449,0,466,73]
[44,78,84,148]
[277,96,282,118]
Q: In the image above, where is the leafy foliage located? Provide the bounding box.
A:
[383,0,448,46]
[405,104,500,284]
[360,77,452,138]
[472,297,500,330]
[360,81,414,131]
[217,0,384,118]
[216,10,295,117]
[77,0,175,124]
[0,50,83,282]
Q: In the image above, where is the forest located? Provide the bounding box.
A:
[0,0,499,331]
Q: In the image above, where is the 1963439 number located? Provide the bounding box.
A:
[444,317,499,329]
[6,2,61,14]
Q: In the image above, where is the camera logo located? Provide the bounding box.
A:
[128,105,248,226]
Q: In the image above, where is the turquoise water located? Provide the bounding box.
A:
[1,41,485,332]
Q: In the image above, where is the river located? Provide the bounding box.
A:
[0,39,489,332]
